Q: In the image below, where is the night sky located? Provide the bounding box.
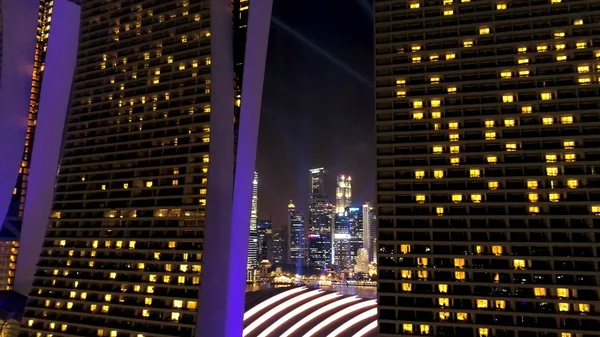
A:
[256,0,374,228]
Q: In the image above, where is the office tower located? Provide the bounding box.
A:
[375,0,600,336]
[288,201,305,267]
[247,172,259,268]
[257,220,272,262]
[362,202,377,262]
[333,206,363,269]
[308,167,334,267]
[271,228,286,265]
[335,174,352,213]
[20,0,272,336]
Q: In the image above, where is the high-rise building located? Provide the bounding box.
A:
[375,1,600,336]
[308,167,334,267]
[20,0,272,336]
[335,174,352,213]
[257,219,272,262]
[247,171,259,268]
[333,206,363,268]
[362,202,377,262]
[288,201,305,267]
[271,227,286,265]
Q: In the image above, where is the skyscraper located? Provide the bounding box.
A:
[247,171,259,268]
[271,227,286,265]
[375,1,600,336]
[288,201,305,267]
[362,202,377,262]
[20,1,272,336]
[308,167,334,267]
[333,206,363,268]
[256,219,272,262]
[335,174,352,213]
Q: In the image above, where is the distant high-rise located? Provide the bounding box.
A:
[256,219,272,262]
[362,202,376,262]
[247,171,259,268]
[288,201,305,267]
[21,0,273,336]
[335,174,352,213]
[308,167,334,268]
[333,206,363,268]
[375,0,600,335]
[271,227,286,265]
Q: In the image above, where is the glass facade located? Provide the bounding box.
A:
[375,0,600,336]
[20,0,251,336]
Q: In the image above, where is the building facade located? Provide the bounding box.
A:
[271,227,286,265]
[256,220,272,262]
[308,167,335,268]
[247,171,259,268]
[375,0,600,336]
[362,202,377,262]
[333,206,363,269]
[20,0,272,336]
[335,174,352,213]
[288,201,305,267]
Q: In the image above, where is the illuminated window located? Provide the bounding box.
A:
[448,122,459,129]
[563,141,575,149]
[457,312,468,321]
[402,283,412,292]
[488,181,499,190]
[592,206,600,215]
[415,170,425,179]
[517,46,527,53]
[529,206,539,214]
[556,288,569,298]
[485,120,495,128]
[444,9,454,16]
[413,112,423,119]
[559,303,569,312]
[452,194,462,203]
[430,54,439,62]
[502,94,514,103]
[123,183,129,189]
[521,105,532,114]
[450,145,460,153]
[541,92,552,100]
[109,272,116,279]
[433,146,443,154]
[528,193,539,203]
[556,55,567,62]
[518,58,529,64]
[447,86,457,94]
[401,244,411,254]
[410,2,420,8]
[430,76,440,84]
[455,271,466,280]
[561,334,572,337]
[171,312,180,321]
[412,56,421,63]
[545,154,557,163]
[479,27,490,35]
[471,194,482,203]
[477,299,488,308]
[487,156,497,164]
[554,31,565,39]
[527,180,538,189]
[396,90,406,97]
[542,117,554,125]
[411,45,421,52]
[415,195,426,204]
[439,312,449,320]
[432,111,441,119]
[519,69,529,77]
[561,116,574,124]
[556,43,566,50]
[403,324,413,333]
[479,328,489,337]
[495,300,506,309]
[446,53,456,60]
[439,298,449,307]
[496,3,507,9]
[547,167,559,176]
[396,79,406,86]
[549,193,560,202]
[534,287,546,297]
[434,170,444,179]
[567,179,578,189]
[450,157,460,166]
[577,41,587,49]
[420,325,430,335]
[506,143,517,152]
[431,99,441,107]
[579,303,590,313]
[434,123,440,130]
[449,133,459,141]
[500,71,512,79]
[578,77,591,85]
[401,270,412,279]
[418,270,428,279]
[536,45,548,53]
[581,65,593,73]
[470,169,481,178]
[491,245,502,256]
[485,132,496,140]
[453,258,465,268]
[513,259,526,269]
[436,207,444,216]
[413,101,423,108]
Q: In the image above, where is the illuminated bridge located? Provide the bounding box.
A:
[243,286,378,337]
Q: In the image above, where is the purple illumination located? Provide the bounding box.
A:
[0,0,38,224]
[196,1,273,336]
[14,0,80,294]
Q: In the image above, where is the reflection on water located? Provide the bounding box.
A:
[245,283,377,300]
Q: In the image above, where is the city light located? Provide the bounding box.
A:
[351,320,378,337]
[303,300,377,337]
[243,286,306,321]
[326,307,377,337]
